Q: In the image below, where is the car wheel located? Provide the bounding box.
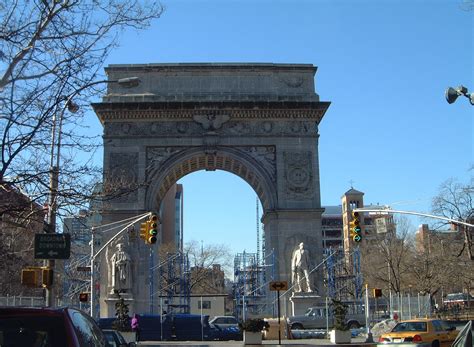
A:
[348,321,360,329]
[432,340,440,347]
[291,323,304,330]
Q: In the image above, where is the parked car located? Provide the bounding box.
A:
[209,315,239,329]
[378,318,458,347]
[0,306,108,347]
[208,316,242,341]
[288,305,365,330]
[102,329,136,347]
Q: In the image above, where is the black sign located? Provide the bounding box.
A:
[34,234,71,259]
[269,281,288,291]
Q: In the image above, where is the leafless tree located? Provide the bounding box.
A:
[407,230,473,297]
[0,0,164,220]
[431,175,473,260]
[361,216,414,294]
[185,240,233,294]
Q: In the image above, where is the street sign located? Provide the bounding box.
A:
[269,281,288,291]
[34,233,71,259]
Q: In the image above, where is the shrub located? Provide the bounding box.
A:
[332,298,349,331]
[239,318,270,333]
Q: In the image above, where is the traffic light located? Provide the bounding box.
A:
[139,220,149,242]
[21,268,39,287]
[373,288,382,298]
[349,211,362,242]
[42,268,53,287]
[21,267,53,287]
[147,214,158,245]
[139,214,159,245]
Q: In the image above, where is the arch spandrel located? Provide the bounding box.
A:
[145,146,278,211]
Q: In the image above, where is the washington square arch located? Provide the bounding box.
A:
[92,63,330,317]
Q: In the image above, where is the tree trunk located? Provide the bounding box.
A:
[463,225,473,261]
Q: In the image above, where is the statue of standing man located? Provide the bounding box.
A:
[110,243,131,293]
[291,242,312,293]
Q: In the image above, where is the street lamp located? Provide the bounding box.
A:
[445,85,474,105]
[45,76,140,307]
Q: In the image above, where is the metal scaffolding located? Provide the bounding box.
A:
[155,251,191,314]
[324,247,362,301]
[233,250,274,319]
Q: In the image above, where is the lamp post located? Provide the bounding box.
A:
[446,85,474,105]
[45,97,79,307]
[45,76,141,307]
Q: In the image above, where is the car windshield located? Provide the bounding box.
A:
[392,322,427,332]
[0,316,68,347]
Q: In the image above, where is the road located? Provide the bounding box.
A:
[135,336,374,346]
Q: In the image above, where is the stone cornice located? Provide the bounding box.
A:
[93,101,330,124]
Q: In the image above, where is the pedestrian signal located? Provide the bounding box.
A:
[373,288,382,298]
[79,292,89,302]
[349,211,362,242]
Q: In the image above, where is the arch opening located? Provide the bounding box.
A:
[146,147,277,213]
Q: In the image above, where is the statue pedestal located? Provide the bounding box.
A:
[289,292,323,315]
[104,292,135,318]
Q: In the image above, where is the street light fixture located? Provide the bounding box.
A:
[445,85,474,105]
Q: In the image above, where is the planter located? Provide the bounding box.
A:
[329,329,351,344]
[244,331,262,345]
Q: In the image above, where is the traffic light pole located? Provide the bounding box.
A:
[89,212,150,319]
[352,208,474,228]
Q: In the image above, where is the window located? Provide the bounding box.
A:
[198,300,211,309]
[69,309,107,346]
[432,320,444,332]
[0,316,67,347]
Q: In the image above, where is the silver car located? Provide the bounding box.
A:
[209,316,239,329]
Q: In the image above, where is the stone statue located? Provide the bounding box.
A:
[291,242,312,293]
[109,243,131,292]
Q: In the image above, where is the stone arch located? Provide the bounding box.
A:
[92,63,330,316]
[146,146,277,212]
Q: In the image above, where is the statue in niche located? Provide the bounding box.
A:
[291,242,313,293]
[108,243,131,293]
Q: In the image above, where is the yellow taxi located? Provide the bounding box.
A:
[378,318,458,347]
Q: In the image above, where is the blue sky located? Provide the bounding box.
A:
[90,0,473,255]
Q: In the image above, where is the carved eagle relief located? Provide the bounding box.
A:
[193,114,230,130]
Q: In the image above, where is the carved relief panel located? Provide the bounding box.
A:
[283,151,314,200]
[104,152,138,202]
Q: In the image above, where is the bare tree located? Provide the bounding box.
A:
[185,240,233,294]
[431,176,474,260]
[361,216,414,294]
[0,0,164,220]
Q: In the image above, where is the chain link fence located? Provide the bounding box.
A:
[0,296,45,307]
